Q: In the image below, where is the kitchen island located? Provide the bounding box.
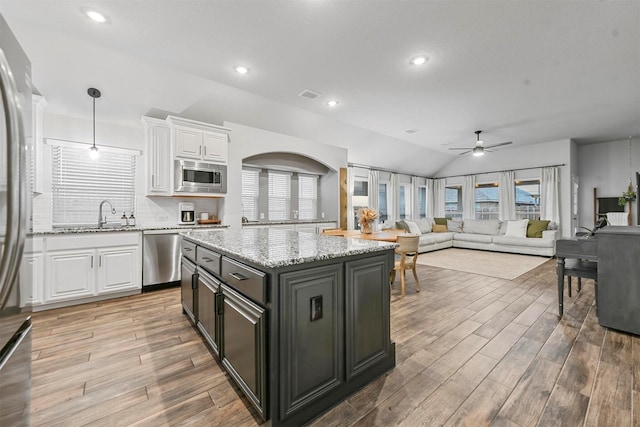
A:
[180,228,396,427]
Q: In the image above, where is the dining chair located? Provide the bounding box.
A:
[390,234,420,298]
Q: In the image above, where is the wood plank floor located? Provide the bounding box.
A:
[29,258,639,426]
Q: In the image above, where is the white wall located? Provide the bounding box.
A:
[577,138,640,229]
[435,139,573,237]
[223,121,347,229]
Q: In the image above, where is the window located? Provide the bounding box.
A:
[515,180,541,220]
[51,145,136,226]
[378,181,390,222]
[418,185,427,219]
[399,183,412,219]
[352,178,369,229]
[268,171,291,220]
[475,184,499,220]
[445,186,462,219]
[298,174,318,220]
[241,168,260,221]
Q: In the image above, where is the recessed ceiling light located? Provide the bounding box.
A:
[326,100,339,107]
[82,9,109,24]
[410,55,428,66]
[234,65,250,74]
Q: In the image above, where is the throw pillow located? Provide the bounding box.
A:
[447,219,463,233]
[404,220,422,235]
[505,219,529,238]
[434,217,448,226]
[432,224,448,233]
[414,218,432,234]
[527,219,550,238]
[395,220,410,232]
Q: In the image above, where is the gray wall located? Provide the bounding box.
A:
[223,121,347,228]
[577,138,640,230]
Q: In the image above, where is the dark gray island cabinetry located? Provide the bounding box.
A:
[179,228,396,426]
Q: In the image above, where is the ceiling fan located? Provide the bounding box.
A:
[448,130,512,157]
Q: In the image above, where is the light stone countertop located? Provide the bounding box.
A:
[241,219,337,226]
[181,228,396,269]
[31,224,228,235]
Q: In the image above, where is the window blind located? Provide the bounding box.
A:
[51,145,136,226]
[241,168,260,221]
[298,174,318,220]
[268,171,291,220]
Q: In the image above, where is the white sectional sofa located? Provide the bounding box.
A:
[396,218,558,257]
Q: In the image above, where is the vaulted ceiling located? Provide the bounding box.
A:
[2,1,639,175]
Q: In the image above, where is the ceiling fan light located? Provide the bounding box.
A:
[472,147,484,157]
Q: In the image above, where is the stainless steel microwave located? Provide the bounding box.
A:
[174,160,227,194]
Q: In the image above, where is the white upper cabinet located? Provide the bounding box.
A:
[167,116,230,164]
[31,94,47,194]
[141,116,171,196]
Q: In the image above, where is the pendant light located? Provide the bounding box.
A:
[88,87,101,159]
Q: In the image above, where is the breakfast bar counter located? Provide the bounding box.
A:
[179,228,396,426]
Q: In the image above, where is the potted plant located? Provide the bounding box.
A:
[618,189,637,207]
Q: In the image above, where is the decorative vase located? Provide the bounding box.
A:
[361,222,372,234]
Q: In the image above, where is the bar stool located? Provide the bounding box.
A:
[557,258,598,318]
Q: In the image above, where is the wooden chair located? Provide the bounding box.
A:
[390,234,420,298]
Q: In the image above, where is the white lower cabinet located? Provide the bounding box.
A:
[20,237,44,306]
[30,232,142,310]
[46,249,96,302]
[97,246,140,294]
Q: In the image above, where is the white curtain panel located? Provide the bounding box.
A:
[426,178,434,217]
[368,169,379,212]
[347,167,355,230]
[540,166,560,223]
[411,176,419,219]
[391,173,400,222]
[433,178,446,217]
[499,170,516,220]
[462,175,476,219]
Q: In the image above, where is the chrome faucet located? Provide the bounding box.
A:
[98,200,117,228]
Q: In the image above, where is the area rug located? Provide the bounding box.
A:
[415,248,549,280]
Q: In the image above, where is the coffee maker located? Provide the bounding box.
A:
[178,202,196,225]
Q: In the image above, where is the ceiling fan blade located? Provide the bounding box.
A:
[484,141,512,149]
[448,147,472,150]
[458,150,471,155]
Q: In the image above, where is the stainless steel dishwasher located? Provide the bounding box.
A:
[142,229,184,291]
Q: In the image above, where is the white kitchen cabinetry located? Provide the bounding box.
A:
[167,115,230,164]
[30,95,47,194]
[142,116,171,196]
[20,236,44,306]
[316,222,338,233]
[34,232,142,310]
[295,224,317,234]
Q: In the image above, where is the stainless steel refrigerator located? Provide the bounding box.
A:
[0,14,33,426]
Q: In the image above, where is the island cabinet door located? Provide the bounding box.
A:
[344,254,392,380]
[278,264,344,420]
[220,284,267,420]
[196,269,220,356]
[181,257,197,324]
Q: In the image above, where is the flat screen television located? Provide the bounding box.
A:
[598,197,625,213]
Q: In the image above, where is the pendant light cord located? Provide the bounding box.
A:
[92,95,96,149]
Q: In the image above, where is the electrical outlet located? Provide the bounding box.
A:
[321,212,325,219]
[260,213,265,219]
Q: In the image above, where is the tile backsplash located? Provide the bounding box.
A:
[31,192,220,231]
